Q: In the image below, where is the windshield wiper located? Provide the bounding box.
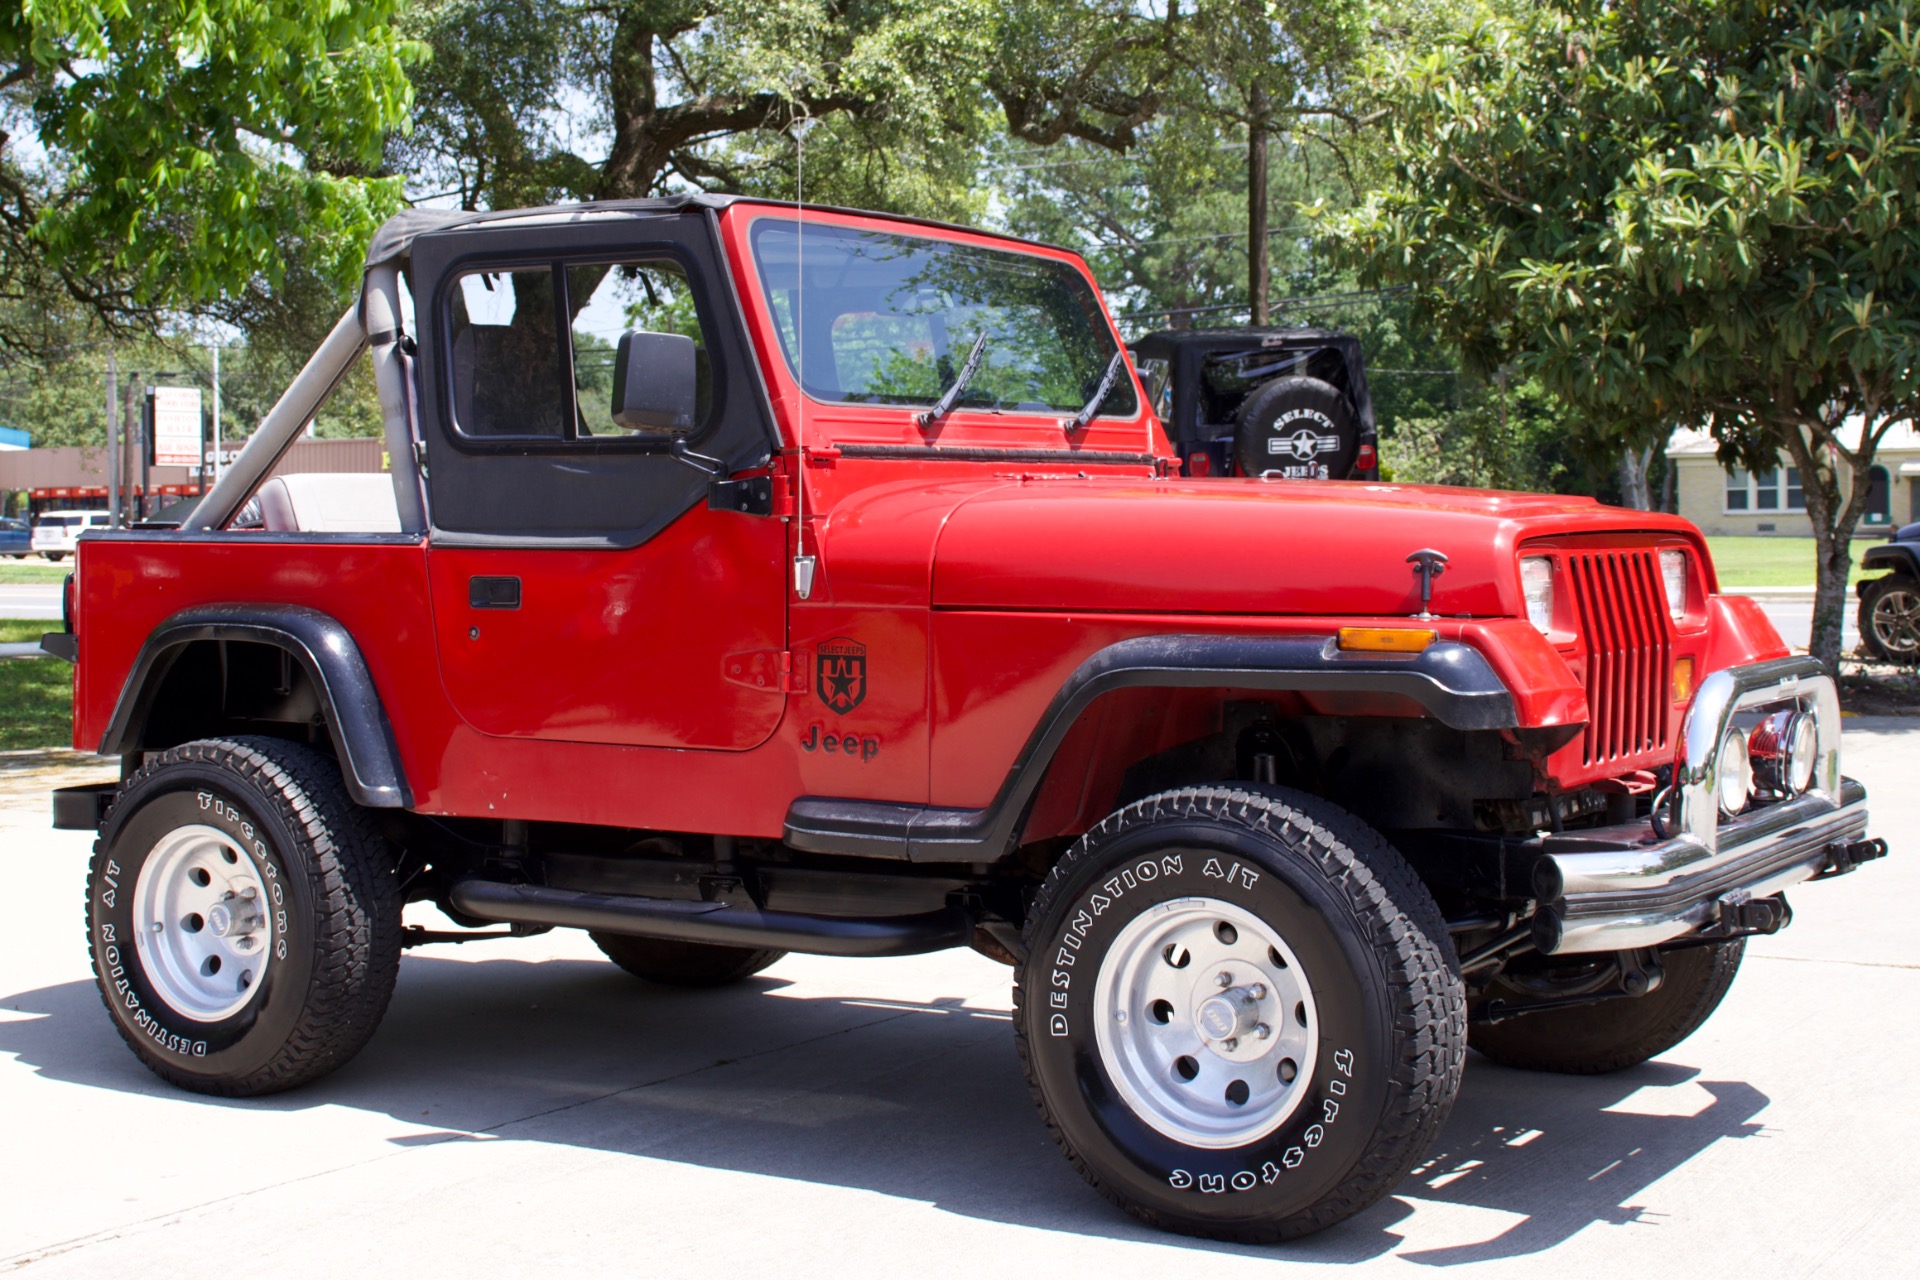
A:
[1062,350,1128,433]
[915,330,990,430]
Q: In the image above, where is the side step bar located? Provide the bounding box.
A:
[447,879,974,959]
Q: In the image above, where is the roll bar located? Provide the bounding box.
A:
[183,264,426,534]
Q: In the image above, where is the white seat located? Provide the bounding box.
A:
[254,474,402,533]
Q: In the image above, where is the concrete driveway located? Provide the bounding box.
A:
[1,724,1914,1276]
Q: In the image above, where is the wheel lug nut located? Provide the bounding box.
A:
[150,921,163,933]
[1255,1023,1272,1040]
[1250,983,1267,999]
[1222,1037,1238,1050]
[1217,972,1233,988]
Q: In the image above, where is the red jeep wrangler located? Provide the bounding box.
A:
[49,196,1885,1243]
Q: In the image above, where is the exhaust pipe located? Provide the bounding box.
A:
[447,879,973,959]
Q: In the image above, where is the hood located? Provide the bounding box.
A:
[925,477,1703,618]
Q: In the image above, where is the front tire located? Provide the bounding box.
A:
[1469,941,1744,1074]
[85,736,402,1095]
[1858,575,1920,664]
[1016,785,1464,1242]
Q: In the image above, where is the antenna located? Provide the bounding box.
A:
[791,112,817,601]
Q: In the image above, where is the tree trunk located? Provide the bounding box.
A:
[1247,86,1269,326]
[1781,421,1874,671]
[1617,444,1653,510]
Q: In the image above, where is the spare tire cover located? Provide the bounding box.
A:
[1233,375,1359,479]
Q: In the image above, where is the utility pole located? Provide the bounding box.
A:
[1247,84,1271,327]
[123,375,141,521]
[210,343,222,485]
[106,350,120,526]
[138,385,151,520]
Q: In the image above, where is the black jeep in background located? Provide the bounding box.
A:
[1131,327,1380,482]
[1859,521,1920,663]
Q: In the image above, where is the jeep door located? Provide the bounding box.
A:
[412,212,787,750]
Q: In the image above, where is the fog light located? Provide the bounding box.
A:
[1716,726,1752,816]
[1750,710,1818,795]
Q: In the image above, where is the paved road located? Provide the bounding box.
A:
[1759,599,1861,655]
[0,724,1913,1276]
[0,584,61,621]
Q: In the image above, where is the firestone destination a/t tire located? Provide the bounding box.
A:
[85,736,402,1096]
[1015,785,1465,1243]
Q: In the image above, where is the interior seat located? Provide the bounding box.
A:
[253,474,403,533]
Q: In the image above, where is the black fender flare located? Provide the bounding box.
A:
[101,604,410,809]
[785,633,1517,862]
[1857,543,1920,595]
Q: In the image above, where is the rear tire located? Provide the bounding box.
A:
[1232,376,1359,479]
[85,736,402,1096]
[590,933,785,987]
[1469,942,1744,1074]
[1858,575,1920,664]
[1016,785,1464,1242]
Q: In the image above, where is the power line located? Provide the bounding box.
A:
[1116,286,1408,321]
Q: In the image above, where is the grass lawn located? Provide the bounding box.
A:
[0,656,71,749]
[1704,536,1880,589]
[0,561,71,583]
[0,619,49,644]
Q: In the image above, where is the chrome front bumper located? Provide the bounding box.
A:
[1529,656,1881,954]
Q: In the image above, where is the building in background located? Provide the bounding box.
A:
[1667,423,1920,537]
[0,436,386,520]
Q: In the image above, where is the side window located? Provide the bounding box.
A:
[567,260,714,437]
[1725,467,1750,511]
[448,267,570,438]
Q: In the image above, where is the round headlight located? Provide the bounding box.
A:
[1520,556,1554,633]
[1785,711,1818,793]
[1658,548,1688,621]
[1749,710,1819,795]
[1716,726,1752,816]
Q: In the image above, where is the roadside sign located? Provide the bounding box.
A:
[150,387,203,467]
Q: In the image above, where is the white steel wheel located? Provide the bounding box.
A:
[131,824,275,1021]
[1093,897,1318,1149]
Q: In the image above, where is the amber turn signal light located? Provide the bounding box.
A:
[1337,627,1437,653]
[1672,656,1695,703]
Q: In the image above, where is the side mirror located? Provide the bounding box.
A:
[612,330,698,434]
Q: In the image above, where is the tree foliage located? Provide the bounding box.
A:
[1324,0,1920,665]
[391,0,1166,222]
[0,0,421,325]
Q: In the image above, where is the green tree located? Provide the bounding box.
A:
[1324,0,1920,667]
[1168,0,1366,323]
[0,0,422,329]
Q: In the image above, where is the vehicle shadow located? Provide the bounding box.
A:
[0,953,1768,1261]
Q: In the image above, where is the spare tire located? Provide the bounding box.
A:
[1233,376,1358,479]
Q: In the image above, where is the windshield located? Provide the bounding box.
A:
[750,221,1136,419]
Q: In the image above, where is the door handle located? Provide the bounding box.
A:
[469,576,521,609]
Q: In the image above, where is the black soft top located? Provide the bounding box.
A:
[364,195,1073,270]
[1130,327,1377,437]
